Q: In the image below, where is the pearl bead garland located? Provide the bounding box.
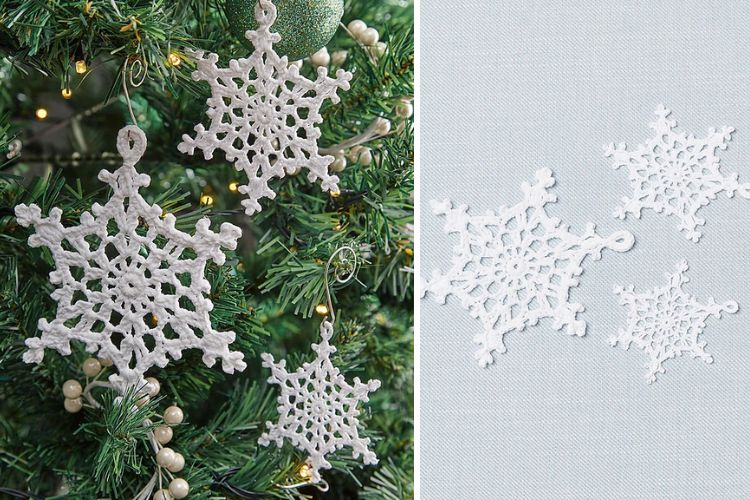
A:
[154,425,173,445]
[64,397,83,413]
[58,372,190,497]
[167,452,185,473]
[153,489,173,500]
[331,50,347,66]
[82,357,101,377]
[396,102,414,119]
[330,152,346,172]
[359,27,380,46]
[347,20,367,37]
[310,47,330,67]
[164,405,184,425]
[168,478,190,499]
[156,447,175,467]
[347,19,384,53]
[62,379,82,399]
[145,377,161,397]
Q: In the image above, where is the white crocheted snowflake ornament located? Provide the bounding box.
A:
[14,126,246,393]
[606,105,750,242]
[259,321,380,483]
[610,260,738,383]
[178,0,351,216]
[422,168,635,367]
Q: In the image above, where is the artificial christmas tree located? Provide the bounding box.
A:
[0,0,413,497]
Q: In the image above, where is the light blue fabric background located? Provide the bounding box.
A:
[420,1,750,499]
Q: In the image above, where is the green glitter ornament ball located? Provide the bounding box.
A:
[226,0,344,61]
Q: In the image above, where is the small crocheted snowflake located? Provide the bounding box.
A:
[610,260,738,383]
[606,105,750,242]
[422,168,635,367]
[178,0,351,216]
[15,126,246,393]
[259,321,380,483]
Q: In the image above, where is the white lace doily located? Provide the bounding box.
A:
[258,321,380,483]
[15,126,246,393]
[606,105,750,242]
[178,0,351,216]
[610,260,739,383]
[422,168,635,367]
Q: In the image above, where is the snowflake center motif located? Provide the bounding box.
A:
[610,260,739,383]
[606,104,750,242]
[14,126,246,393]
[422,168,635,367]
[178,0,352,216]
[259,321,380,483]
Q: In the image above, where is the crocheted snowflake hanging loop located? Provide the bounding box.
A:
[606,105,750,242]
[14,125,246,394]
[610,260,738,384]
[258,320,380,484]
[422,168,635,367]
[178,0,352,216]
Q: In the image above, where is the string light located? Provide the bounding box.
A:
[298,463,313,479]
[35,108,48,120]
[330,190,341,198]
[61,88,73,99]
[314,304,329,316]
[199,194,214,206]
[228,181,240,192]
[75,60,87,74]
[167,52,182,67]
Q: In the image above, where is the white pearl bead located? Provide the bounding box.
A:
[82,358,101,377]
[153,489,173,500]
[348,145,363,161]
[374,117,392,135]
[330,155,346,172]
[169,478,189,499]
[331,50,348,66]
[156,447,175,467]
[396,102,413,118]
[62,379,82,399]
[347,20,367,37]
[135,394,150,407]
[145,377,160,397]
[98,357,113,367]
[154,425,173,445]
[167,452,185,473]
[64,397,83,413]
[310,47,330,67]
[359,27,380,46]
[370,42,387,57]
[288,59,303,69]
[358,149,373,165]
[164,406,184,425]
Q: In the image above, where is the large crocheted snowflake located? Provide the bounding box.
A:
[422,168,635,367]
[259,321,380,483]
[610,260,738,383]
[14,126,246,393]
[606,104,750,242]
[178,0,351,216]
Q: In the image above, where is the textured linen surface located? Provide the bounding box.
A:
[420,1,750,499]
